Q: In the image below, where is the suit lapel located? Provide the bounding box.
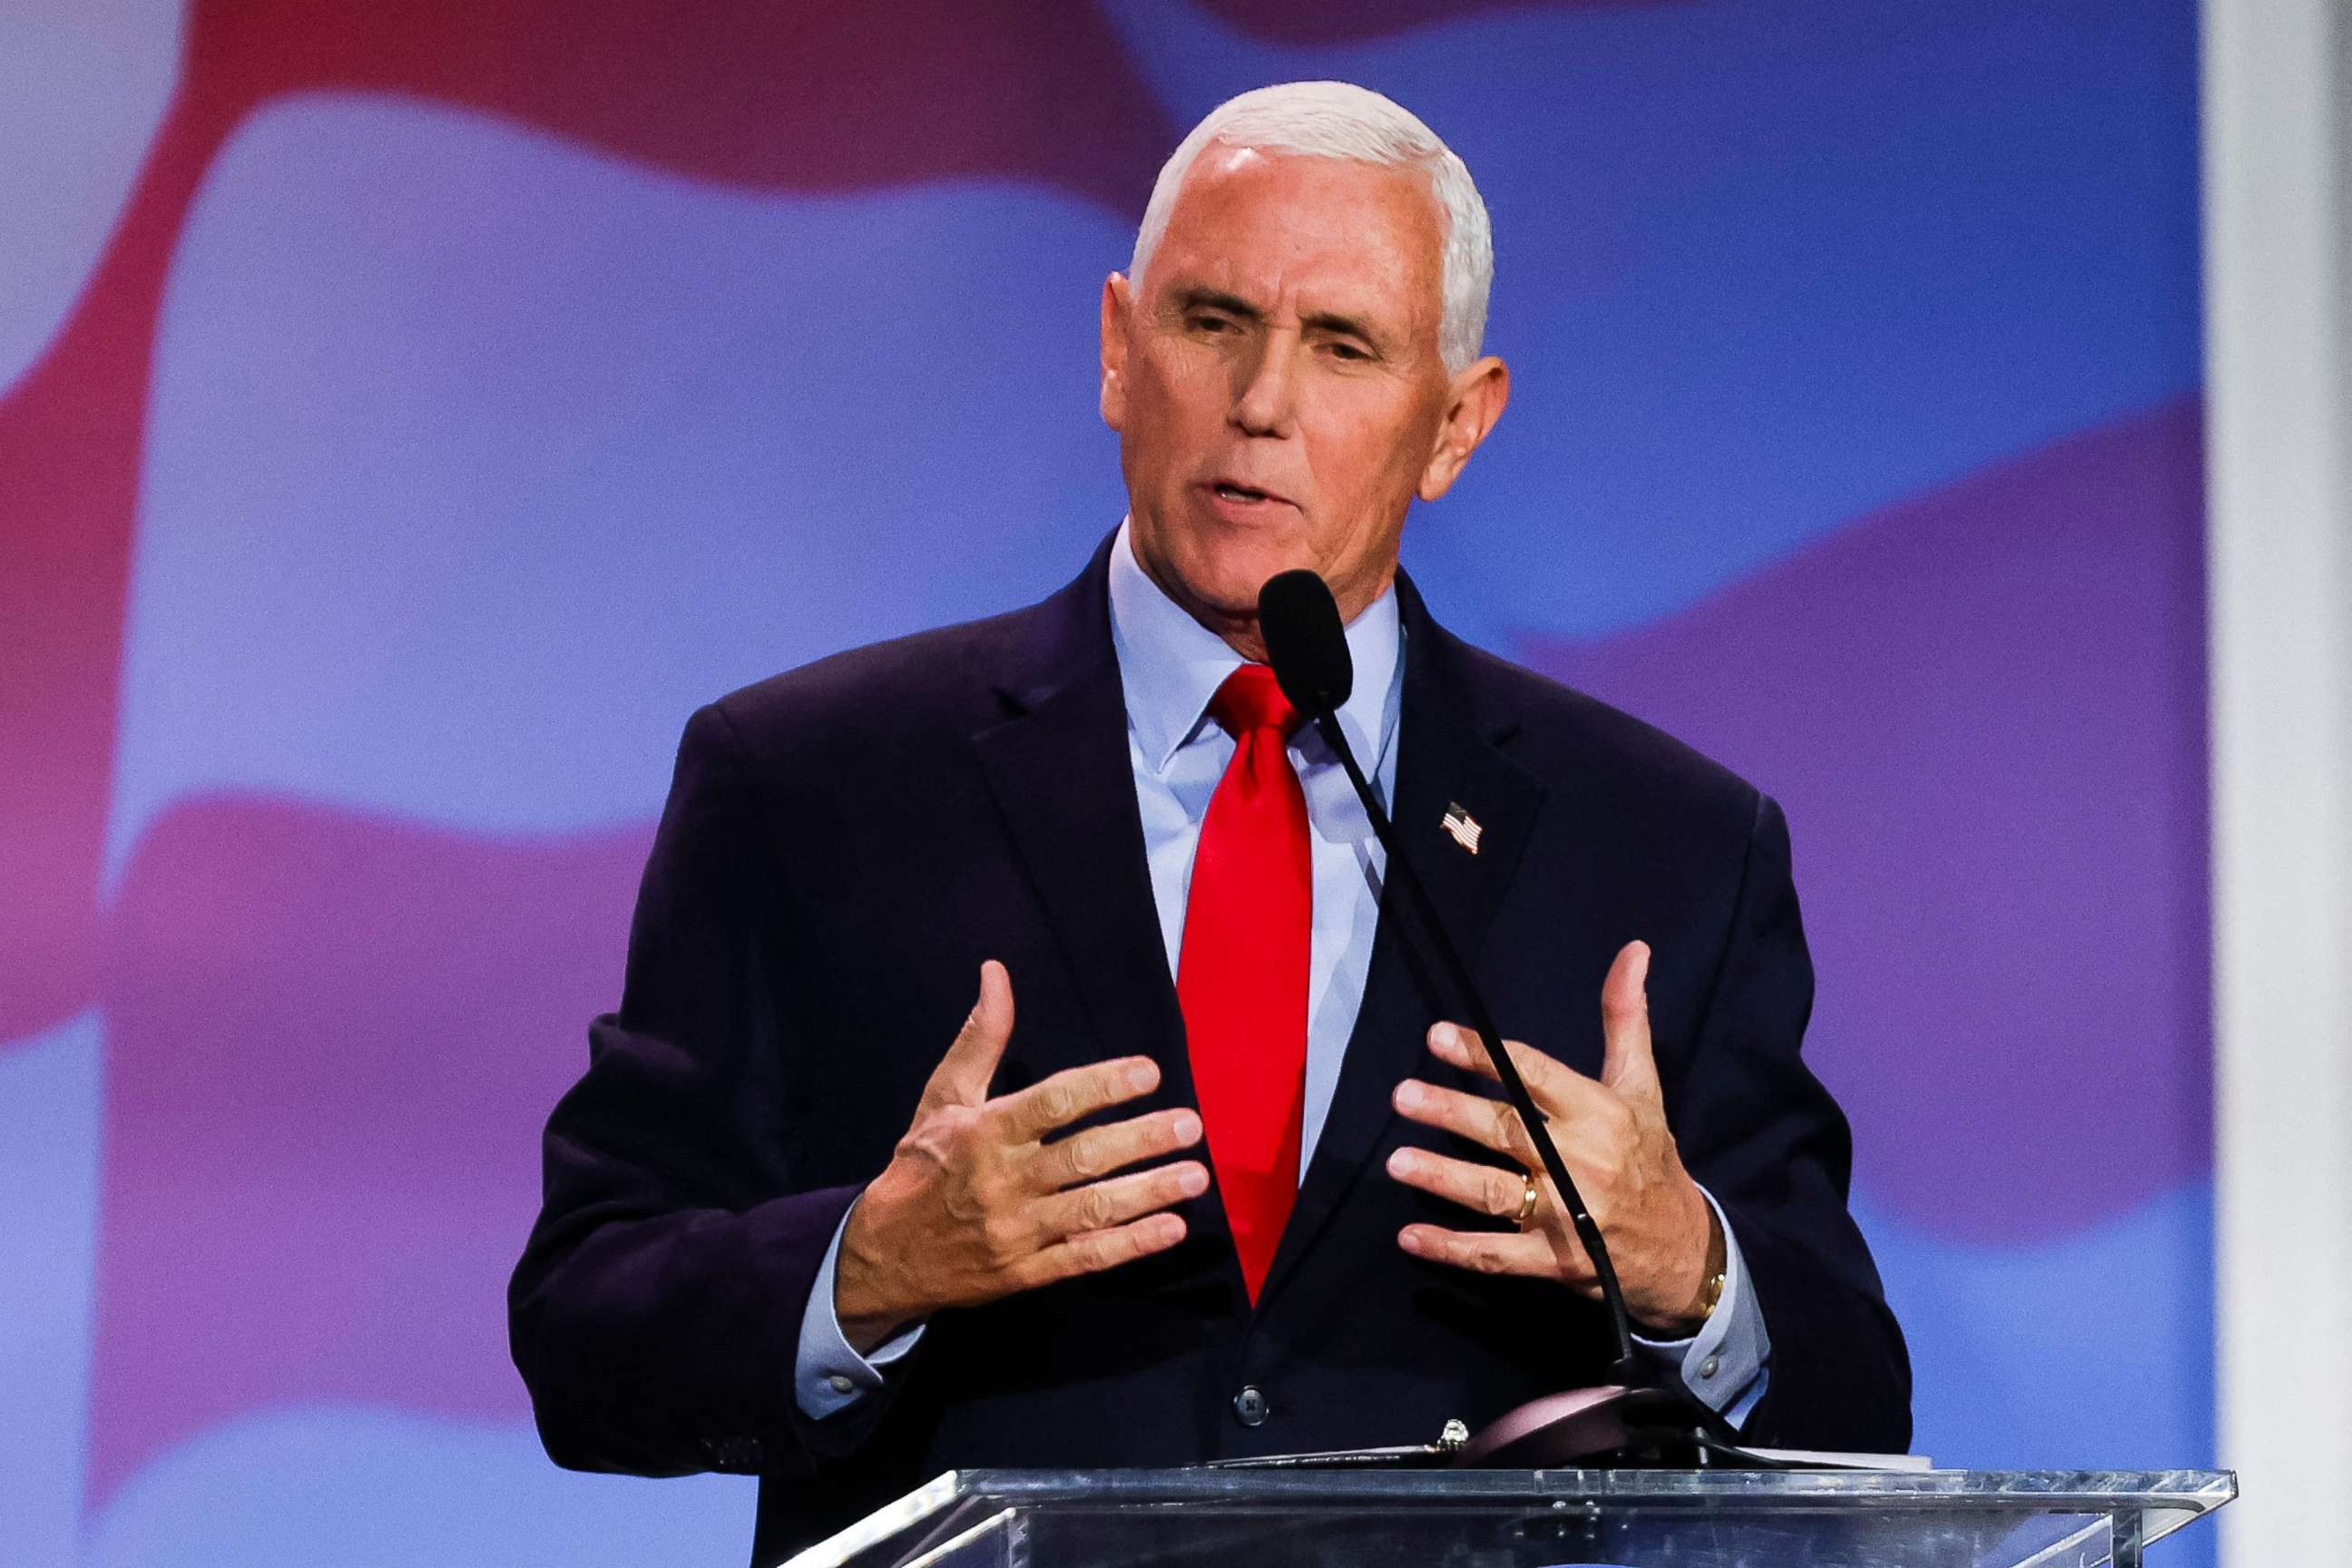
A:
[1255,582,1545,1312]
[968,544,1198,1121]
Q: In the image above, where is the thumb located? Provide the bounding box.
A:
[926,960,1016,1108]
[1599,940,1659,1097]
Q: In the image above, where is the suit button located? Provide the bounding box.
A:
[1233,1386,1269,1426]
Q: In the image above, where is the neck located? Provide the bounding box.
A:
[1133,554,1395,665]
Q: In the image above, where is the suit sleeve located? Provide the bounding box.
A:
[1670,790,1914,1453]
[507,702,877,1479]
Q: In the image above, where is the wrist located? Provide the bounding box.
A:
[1635,1192,1727,1337]
[834,1191,921,1353]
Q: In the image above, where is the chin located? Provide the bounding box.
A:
[1174,531,1316,612]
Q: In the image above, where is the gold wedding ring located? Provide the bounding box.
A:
[1514,1171,1542,1230]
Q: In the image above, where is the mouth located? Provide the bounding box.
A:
[1203,478,1294,510]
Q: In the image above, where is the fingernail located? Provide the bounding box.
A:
[1398,1227,1426,1254]
[1395,1081,1426,1111]
[1172,1110,1202,1144]
[1426,1023,1453,1051]
[1386,1148,1415,1178]
[1152,1214,1186,1244]
[1177,1162,1209,1196]
[1127,1062,1158,1093]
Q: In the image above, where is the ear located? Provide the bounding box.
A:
[1416,355,1510,503]
[1100,272,1132,432]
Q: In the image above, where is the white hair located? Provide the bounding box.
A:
[1129,81,1494,374]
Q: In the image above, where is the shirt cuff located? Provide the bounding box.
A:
[792,1200,924,1420]
[1629,1187,1769,1426]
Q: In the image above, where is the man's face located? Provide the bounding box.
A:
[1100,145,1506,655]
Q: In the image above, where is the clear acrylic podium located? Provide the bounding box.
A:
[786,1468,2234,1568]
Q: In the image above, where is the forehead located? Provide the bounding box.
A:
[1146,146,1445,328]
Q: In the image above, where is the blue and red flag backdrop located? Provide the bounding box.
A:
[0,3,2209,1564]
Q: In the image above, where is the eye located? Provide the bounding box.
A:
[1189,313,1237,335]
[1324,340,1373,362]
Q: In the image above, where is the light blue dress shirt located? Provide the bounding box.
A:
[794,522,1768,1425]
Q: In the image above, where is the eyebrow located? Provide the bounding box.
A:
[1171,287,1389,352]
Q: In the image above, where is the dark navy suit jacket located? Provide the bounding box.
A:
[509,538,1910,1564]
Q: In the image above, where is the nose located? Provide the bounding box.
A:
[1230,330,1298,438]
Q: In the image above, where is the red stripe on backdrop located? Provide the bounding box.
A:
[88,796,652,1507]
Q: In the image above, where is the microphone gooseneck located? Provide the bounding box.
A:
[1255,569,1639,1382]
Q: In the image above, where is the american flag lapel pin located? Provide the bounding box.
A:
[1439,801,1484,855]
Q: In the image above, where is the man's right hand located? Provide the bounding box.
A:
[833,960,1208,1352]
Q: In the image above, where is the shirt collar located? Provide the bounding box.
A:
[1106,516,1402,777]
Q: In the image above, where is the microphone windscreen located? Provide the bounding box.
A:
[1258,569,1355,720]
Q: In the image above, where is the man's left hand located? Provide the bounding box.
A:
[1383,939,1720,1333]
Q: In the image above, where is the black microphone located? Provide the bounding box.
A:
[1258,569,1356,720]
[1259,568,1741,1465]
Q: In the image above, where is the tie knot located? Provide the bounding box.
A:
[1209,662,1300,739]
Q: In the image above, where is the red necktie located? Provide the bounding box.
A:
[1177,663,1310,1304]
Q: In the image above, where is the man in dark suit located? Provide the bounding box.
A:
[509,82,1909,1566]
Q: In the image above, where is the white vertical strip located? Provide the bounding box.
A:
[2204,1,2352,1564]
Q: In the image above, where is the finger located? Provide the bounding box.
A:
[1034,1159,1210,1241]
[1013,1211,1188,1290]
[1397,1222,1583,1284]
[1385,1145,1535,1222]
[1034,1106,1204,1190]
[1392,1077,1537,1163]
[996,1054,1161,1143]
[1424,1023,1612,1122]
[1599,940,1660,1098]
[925,961,1016,1109]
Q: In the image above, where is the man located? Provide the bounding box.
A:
[510,82,1909,1566]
